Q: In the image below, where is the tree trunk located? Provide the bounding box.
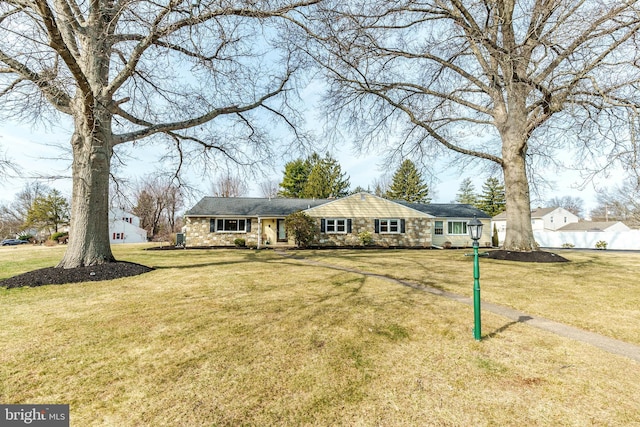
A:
[57,129,116,268]
[501,136,539,252]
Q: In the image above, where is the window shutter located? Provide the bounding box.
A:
[320,219,326,232]
[210,219,216,233]
[374,219,379,233]
[347,219,352,233]
[400,219,406,233]
[246,220,251,232]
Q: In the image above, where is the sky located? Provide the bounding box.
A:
[0,113,612,218]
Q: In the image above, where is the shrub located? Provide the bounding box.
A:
[233,238,246,247]
[492,224,499,247]
[443,241,452,249]
[51,232,68,242]
[595,240,607,250]
[561,243,575,248]
[18,234,34,241]
[284,211,317,248]
[358,231,374,246]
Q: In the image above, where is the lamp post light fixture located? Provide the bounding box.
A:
[467,215,483,341]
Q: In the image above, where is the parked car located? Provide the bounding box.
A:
[1,239,29,246]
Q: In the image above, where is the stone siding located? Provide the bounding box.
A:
[185,217,259,247]
[315,218,432,247]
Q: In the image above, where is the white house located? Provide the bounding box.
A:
[109,209,147,244]
[492,207,580,244]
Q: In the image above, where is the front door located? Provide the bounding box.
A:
[277,219,287,242]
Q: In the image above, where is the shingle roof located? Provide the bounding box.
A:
[530,207,560,218]
[185,195,491,219]
[493,207,560,220]
[185,197,331,217]
[557,221,624,232]
[396,201,491,218]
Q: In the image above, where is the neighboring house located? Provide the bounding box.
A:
[493,207,579,244]
[109,209,148,244]
[184,193,491,248]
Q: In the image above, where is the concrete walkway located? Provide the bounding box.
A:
[277,251,640,363]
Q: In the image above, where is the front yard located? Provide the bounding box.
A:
[1,245,639,425]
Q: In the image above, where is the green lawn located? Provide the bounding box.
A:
[1,245,639,426]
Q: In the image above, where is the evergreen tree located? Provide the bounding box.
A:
[385,159,431,203]
[302,153,350,198]
[476,177,506,217]
[279,153,350,199]
[455,177,477,205]
[350,185,369,194]
[279,158,312,198]
[24,189,70,235]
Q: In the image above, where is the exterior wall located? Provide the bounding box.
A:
[543,208,579,231]
[185,217,260,246]
[109,211,147,245]
[532,218,545,231]
[314,217,432,247]
[432,218,492,248]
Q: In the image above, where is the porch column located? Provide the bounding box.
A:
[257,217,262,249]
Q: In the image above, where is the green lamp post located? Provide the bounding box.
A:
[467,215,483,341]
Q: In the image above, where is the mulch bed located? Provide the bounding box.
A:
[0,261,154,289]
[485,250,569,263]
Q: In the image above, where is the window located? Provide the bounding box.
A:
[375,219,405,234]
[434,221,443,235]
[447,221,467,235]
[380,219,400,233]
[321,218,351,234]
[326,218,347,233]
[113,233,123,240]
[210,218,249,232]
[122,217,132,224]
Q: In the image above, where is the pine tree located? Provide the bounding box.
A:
[455,177,477,205]
[301,153,350,198]
[24,189,70,235]
[476,177,506,216]
[385,159,431,203]
[279,158,312,198]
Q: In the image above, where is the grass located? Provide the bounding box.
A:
[1,245,639,426]
[300,249,640,345]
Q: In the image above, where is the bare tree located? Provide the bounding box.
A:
[259,178,280,198]
[299,0,640,251]
[591,181,640,225]
[546,196,584,218]
[0,144,16,180]
[0,0,319,267]
[132,176,184,239]
[210,175,249,197]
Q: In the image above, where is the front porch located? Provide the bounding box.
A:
[257,218,294,249]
